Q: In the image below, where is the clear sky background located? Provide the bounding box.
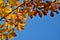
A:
[0,0,60,40]
[12,11,60,40]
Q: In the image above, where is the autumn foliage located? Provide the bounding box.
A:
[0,0,60,40]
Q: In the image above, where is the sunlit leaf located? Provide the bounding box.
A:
[16,22,21,31]
[7,23,11,30]
[8,0,18,6]
[5,14,11,20]
[3,21,7,27]
[23,17,27,21]
[8,29,16,39]
[5,7,12,13]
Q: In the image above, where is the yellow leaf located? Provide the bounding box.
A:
[8,32,16,39]
[11,14,16,19]
[7,24,10,30]
[17,22,21,31]
[5,7,12,13]
[3,21,7,26]
[8,0,17,6]
[23,17,27,20]
[5,14,11,19]
[8,29,16,39]
[0,0,4,4]
[20,22,25,27]
[0,38,2,40]
[18,16,23,20]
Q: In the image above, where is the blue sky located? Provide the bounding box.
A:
[12,10,60,40]
[0,0,60,40]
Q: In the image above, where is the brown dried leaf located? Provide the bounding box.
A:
[38,12,42,18]
[50,12,54,17]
